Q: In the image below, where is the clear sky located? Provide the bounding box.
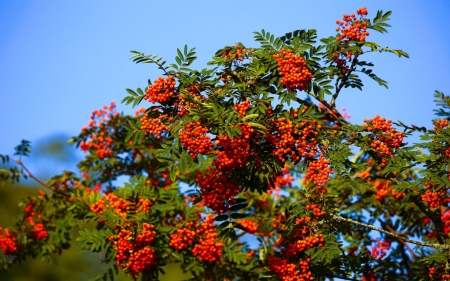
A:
[1,0,450,167]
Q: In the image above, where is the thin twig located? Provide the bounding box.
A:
[331,214,450,251]
[14,159,52,191]
[296,97,347,126]
[330,53,360,108]
[383,222,415,261]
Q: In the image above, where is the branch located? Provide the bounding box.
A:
[14,159,52,190]
[330,53,360,108]
[331,214,450,251]
[410,197,446,245]
[382,221,415,261]
[296,97,348,125]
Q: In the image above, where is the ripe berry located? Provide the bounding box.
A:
[336,8,370,42]
[179,121,213,158]
[144,76,177,104]
[0,227,17,256]
[273,49,314,91]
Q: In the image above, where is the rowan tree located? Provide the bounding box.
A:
[1,8,450,281]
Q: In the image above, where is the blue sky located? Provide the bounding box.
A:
[1,1,450,171]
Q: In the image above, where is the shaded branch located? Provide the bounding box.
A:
[410,197,446,245]
[332,214,450,251]
[382,221,415,261]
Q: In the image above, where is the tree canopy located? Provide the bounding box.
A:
[2,7,450,281]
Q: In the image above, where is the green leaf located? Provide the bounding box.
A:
[169,165,177,182]
[177,48,184,61]
[126,88,138,96]
[175,56,182,65]
[229,203,247,211]
[231,213,248,219]
[242,114,259,121]
[214,214,229,221]
[248,122,267,131]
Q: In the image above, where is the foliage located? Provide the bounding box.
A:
[1,7,450,281]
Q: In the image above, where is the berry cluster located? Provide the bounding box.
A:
[234,100,250,117]
[169,216,223,263]
[80,102,118,159]
[266,118,320,163]
[295,216,311,226]
[421,182,450,209]
[371,239,391,259]
[32,223,48,241]
[374,180,405,201]
[442,209,450,237]
[82,102,118,131]
[296,234,325,252]
[194,124,256,213]
[86,183,102,194]
[192,215,224,262]
[169,225,196,250]
[134,107,146,116]
[80,133,113,159]
[144,76,177,104]
[90,193,151,220]
[364,116,404,162]
[273,49,314,91]
[144,171,173,188]
[306,204,325,217]
[174,86,203,116]
[195,169,241,214]
[90,192,128,217]
[269,164,294,192]
[421,190,450,209]
[304,155,333,192]
[272,213,286,232]
[445,148,450,158]
[335,8,369,42]
[221,44,251,62]
[280,222,325,257]
[137,197,152,213]
[429,265,450,280]
[23,204,48,241]
[425,209,450,238]
[267,256,313,281]
[434,119,449,130]
[179,121,213,158]
[290,107,308,119]
[140,113,172,139]
[276,165,295,186]
[109,223,157,277]
[0,227,17,256]
[237,219,259,234]
[214,124,254,171]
